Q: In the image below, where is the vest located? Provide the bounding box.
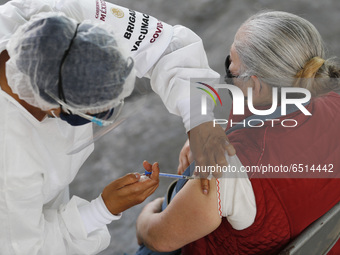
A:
[183,92,340,255]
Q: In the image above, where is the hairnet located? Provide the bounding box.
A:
[6,12,135,114]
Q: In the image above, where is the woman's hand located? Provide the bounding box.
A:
[101,161,159,215]
[177,139,193,175]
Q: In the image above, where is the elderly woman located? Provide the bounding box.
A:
[136,11,340,255]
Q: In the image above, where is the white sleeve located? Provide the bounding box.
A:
[56,0,220,131]
[56,0,174,78]
[146,25,220,131]
[78,194,122,234]
[215,154,257,230]
[0,186,111,255]
[0,0,174,77]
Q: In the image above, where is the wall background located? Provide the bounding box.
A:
[1,0,339,254]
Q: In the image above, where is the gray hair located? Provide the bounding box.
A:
[234,11,340,96]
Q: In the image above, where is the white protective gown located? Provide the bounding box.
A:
[0,0,255,254]
[0,89,104,254]
[0,0,219,254]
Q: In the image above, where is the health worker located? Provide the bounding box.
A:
[0,12,161,255]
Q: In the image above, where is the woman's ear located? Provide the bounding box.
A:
[250,75,273,105]
[250,75,262,96]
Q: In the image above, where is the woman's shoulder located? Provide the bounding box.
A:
[312,92,340,121]
[314,91,340,104]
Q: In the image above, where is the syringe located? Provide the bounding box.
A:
[144,171,194,180]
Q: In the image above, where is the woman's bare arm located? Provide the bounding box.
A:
[136,172,221,252]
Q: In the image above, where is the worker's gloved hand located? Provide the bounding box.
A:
[101,162,159,215]
[188,121,236,194]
